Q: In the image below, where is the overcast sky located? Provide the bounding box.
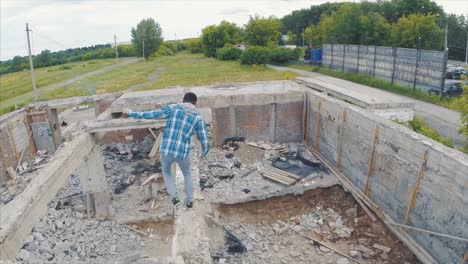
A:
[1,0,467,60]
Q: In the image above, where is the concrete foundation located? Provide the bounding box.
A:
[1,80,466,263]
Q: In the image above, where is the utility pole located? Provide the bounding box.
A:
[114,34,118,62]
[26,23,38,101]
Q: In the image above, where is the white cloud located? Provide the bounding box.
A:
[1,0,466,60]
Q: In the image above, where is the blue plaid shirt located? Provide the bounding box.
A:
[129,103,210,159]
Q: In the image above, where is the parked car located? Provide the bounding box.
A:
[446,69,467,80]
[428,82,464,97]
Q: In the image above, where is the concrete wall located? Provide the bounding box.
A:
[307,90,467,264]
[212,99,305,146]
[322,44,445,91]
[0,133,96,260]
[0,110,33,182]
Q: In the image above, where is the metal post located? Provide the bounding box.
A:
[391,47,397,85]
[25,23,38,101]
[413,37,421,92]
[441,24,448,100]
[330,38,334,69]
[373,46,377,78]
[357,45,360,74]
[342,44,346,73]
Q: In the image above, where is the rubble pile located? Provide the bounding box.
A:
[0,150,50,206]
[102,136,160,194]
[16,206,145,263]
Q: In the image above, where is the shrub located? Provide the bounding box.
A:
[216,47,242,60]
[240,46,270,65]
[186,38,203,53]
[268,47,302,63]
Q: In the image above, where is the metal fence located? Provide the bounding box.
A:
[322,44,446,91]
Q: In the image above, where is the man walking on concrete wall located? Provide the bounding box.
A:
[123,92,210,208]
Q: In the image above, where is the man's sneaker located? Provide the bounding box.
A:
[172,198,180,206]
[185,201,193,209]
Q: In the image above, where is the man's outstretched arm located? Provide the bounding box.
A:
[125,105,172,119]
[195,118,210,157]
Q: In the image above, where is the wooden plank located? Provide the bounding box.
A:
[85,119,166,133]
[364,126,379,197]
[6,167,17,181]
[270,168,301,181]
[142,174,159,186]
[147,128,157,139]
[24,115,37,156]
[278,220,362,264]
[7,124,19,162]
[460,251,468,264]
[265,172,295,184]
[404,150,429,229]
[26,111,47,116]
[305,94,311,143]
[313,99,322,150]
[336,110,347,171]
[15,131,33,172]
[262,173,294,185]
[0,142,9,177]
[149,132,163,158]
[305,145,436,264]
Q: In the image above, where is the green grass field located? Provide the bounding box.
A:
[0,53,297,114]
[56,52,298,96]
[0,59,116,102]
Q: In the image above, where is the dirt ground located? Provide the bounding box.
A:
[215,185,421,264]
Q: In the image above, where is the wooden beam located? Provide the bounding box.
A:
[304,145,437,264]
[313,99,322,150]
[336,110,347,171]
[460,251,468,264]
[364,126,379,197]
[24,113,37,155]
[404,150,429,229]
[7,124,19,162]
[305,95,311,144]
[15,131,33,172]
[147,128,157,139]
[85,119,166,133]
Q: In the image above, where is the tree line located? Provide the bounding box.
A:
[282,0,467,60]
[0,44,136,75]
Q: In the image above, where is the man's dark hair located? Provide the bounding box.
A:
[183,92,197,104]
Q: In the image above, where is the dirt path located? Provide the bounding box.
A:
[267,64,464,147]
[125,66,166,92]
[4,57,140,107]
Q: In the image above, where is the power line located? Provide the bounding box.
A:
[30,27,67,49]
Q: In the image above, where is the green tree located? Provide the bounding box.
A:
[131,18,163,59]
[34,50,55,68]
[303,25,321,47]
[359,13,391,46]
[285,31,297,45]
[244,15,281,47]
[391,13,444,49]
[201,21,240,57]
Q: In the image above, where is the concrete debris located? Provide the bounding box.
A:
[0,150,51,206]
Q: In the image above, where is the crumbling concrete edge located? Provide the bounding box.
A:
[0,133,96,260]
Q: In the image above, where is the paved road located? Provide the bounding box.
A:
[267,64,464,147]
[4,57,140,107]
